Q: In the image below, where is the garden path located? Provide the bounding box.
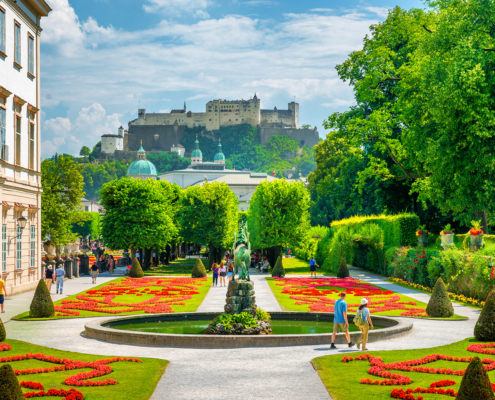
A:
[2,266,482,400]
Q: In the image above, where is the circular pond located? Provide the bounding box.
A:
[85,312,413,348]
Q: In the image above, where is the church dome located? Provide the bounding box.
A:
[191,136,202,158]
[127,159,157,177]
[214,139,225,161]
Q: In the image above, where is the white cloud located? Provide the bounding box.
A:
[363,7,390,18]
[310,8,334,13]
[143,0,211,17]
[42,104,121,157]
[322,99,355,108]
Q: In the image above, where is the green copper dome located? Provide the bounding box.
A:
[127,159,157,176]
[191,136,202,158]
[214,139,225,161]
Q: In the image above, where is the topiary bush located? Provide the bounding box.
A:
[456,356,495,400]
[0,317,5,342]
[337,258,349,278]
[191,258,207,278]
[29,279,55,318]
[271,256,285,278]
[0,364,24,400]
[425,277,454,318]
[475,290,495,341]
[129,256,144,278]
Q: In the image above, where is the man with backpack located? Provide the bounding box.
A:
[330,292,355,349]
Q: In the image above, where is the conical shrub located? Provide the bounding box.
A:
[475,290,495,341]
[0,317,5,342]
[191,258,207,278]
[426,277,454,318]
[321,257,331,272]
[271,256,285,278]
[337,258,349,278]
[456,356,495,400]
[29,279,54,318]
[129,256,144,278]
[0,364,24,400]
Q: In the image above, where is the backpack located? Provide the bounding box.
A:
[353,310,364,326]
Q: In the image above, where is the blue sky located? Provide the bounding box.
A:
[40,0,425,157]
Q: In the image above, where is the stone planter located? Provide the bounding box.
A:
[44,243,55,255]
[71,242,80,255]
[470,234,483,246]
[441,234,454,246]
[418,235,429,248]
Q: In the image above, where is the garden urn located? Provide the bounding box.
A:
[418,235,429,248]
[440,234,454,246]
[470,233,483,247]
[43,243,55,256]
[64,245,73,260]
[72,242,80,256]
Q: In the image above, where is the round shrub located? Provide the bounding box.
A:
[475,290,495,341]
[129,256,144,278]
[0,318,5,342]
[191,258,207,278]
[0,364,24,400]
[425,277,454,318]
[456,356,495,400]
[337,258,350,278]
[271,256,285,278]
[29,279,55,318]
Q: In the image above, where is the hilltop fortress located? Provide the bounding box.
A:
[100,94,320,157]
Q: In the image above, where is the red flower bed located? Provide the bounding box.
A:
[54,277,207,316]
[20,381,44,390]
[274,277,426,316]
[0,343,12,351]
[24,388,84,399]
[342,343,495,399]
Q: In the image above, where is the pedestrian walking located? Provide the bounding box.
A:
[55,265,66,294]
[91,263,99,284]
[219,262,227,286]
[330,292,355,349]
[0,276,7,313]
[44,266,54,293]
[355,298,374,351]
[212,263,219,287]
[109,255,115,275]
[309,256,319,278]
[227,261,234,282]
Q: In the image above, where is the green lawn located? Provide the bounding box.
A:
[144,258,208,276]
[312,338,494,400]
[282,257,335,275]
[2,339,168,400]
[266,277,465,319]
[14,276,212,320]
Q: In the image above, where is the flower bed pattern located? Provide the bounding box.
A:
[273,277,427,316]
[341,343,495,400]
[53,277,206,317]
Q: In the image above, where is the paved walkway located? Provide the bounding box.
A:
[3,266,481,399]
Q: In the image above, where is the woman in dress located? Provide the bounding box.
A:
[212,263,219,287]
[219,262,227,287]
[356,298,374,351]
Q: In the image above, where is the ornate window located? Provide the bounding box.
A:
[16,226,22,269]
[0,7,5,56]
[30,225,35,268]
[14,22,21,67]
[28,34,34,77]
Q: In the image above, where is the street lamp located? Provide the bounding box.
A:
[18,216,27,229]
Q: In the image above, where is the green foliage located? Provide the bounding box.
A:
[29,280,55,318]
[79,146,91,157]
[271,256,285,277]
[456,356,495,400]
[337,258,349,278]
[191,258,207,278]
[129,257,144,278]
[213,312,258,330]
[99,178,179,252]
[71,211,101,240]
[248,180,310,250]
[146,152,190,175]
[293,225,328,262]
[80,159,128,200]
[0,364,24,400]
[426,278,454,318]
[41,155,87,246]
[389,247,440,286]
[178,182,238,252]
[0,318,5,342]
[474,290,495,342]
[255,307,271,321]
[315,228,334,266]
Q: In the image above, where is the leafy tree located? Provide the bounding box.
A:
[147,152,190,174]
[41,155,87,245]
[248,180,310,266]
[72,211,101,240]
[80,159,128,200]
[178,182,238,269]
[99,178,178,258]
[301,124,312,129]
[88,141,102,162]
[79,146,91,157]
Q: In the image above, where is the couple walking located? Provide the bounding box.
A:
[212,262,234,287]
[330,292,374,351]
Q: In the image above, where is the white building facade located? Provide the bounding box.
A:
[0,0,51,294]
[101,126,125,154]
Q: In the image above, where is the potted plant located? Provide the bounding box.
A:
[440,224,455,246]
[416,225,429,247]
[469,220,484,247]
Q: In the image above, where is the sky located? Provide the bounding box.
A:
[39,0,426,158]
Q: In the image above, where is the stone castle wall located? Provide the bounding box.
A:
[259,127,320,148]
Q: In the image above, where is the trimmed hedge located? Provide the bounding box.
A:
[0,364,24,400]
[0,318,4,342]
[426,278,454,318]
[271,256,285,277]
[29,279,54,318]
[337,258,349,278]
[474,290,495,341]
[129,257,144,278]
[191,258,207,278]
[457,356,495,400]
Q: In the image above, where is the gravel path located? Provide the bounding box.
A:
[3,267,481,400]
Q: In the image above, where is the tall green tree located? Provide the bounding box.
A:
[178,182,238,269]
[99,178,178,261]
[248,180,310,266]
[79,146,91,157]
[72,211,101,240]
[41,155,87,245]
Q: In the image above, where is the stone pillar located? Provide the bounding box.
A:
[65,257,73,279]
[80,254,90,275]
[72,258,79,278]
[224,279,256,315]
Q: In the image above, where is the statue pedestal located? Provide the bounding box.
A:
[224,280,256,315]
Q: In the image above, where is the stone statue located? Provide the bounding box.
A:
[232,221,251,281]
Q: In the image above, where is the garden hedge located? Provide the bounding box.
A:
[271,256,285,278]
[456,356,495,400]
[191,258,207,278]
[0,318,4,342]
[29,279,55,318]
[0,364,24,400]
[337,258,349,278]
[426,278,454,318]
[474,290,495,341]
[129,257,144,278]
